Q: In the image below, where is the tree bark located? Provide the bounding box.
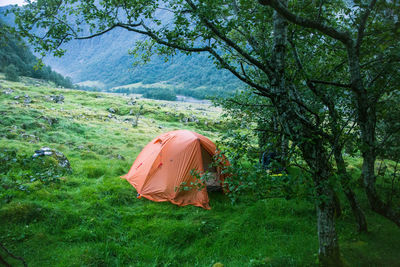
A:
[362,144,400,227]
[334,149,368,232]
[270,4,343,265]
[280,134,289,170]
[300,141,343,266]
[347,44,400,227]
[333,191,342,218]
[316,199,342,266]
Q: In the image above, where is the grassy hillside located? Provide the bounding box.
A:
[0,75,399,266]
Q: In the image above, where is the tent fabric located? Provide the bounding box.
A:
[122,130,223,209]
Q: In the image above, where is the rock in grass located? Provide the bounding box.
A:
[127,98,136,105]
[54,94,65,103]
[108,107,116,113]
[39,116,58,126]
[116,154,125,160]
[21,134,39,143]
[2,88,14,95]
[32,147,71,171]
[45,94,64,103]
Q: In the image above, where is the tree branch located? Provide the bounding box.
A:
[186,0,275,79]
[123,23,211,53]
[309,79,352,88]
[127,24,273,96]
[356,0,378,56]
[207,49,272,97]
[74,23,141,40]
[258,0,351,45]
[317,0,325,22]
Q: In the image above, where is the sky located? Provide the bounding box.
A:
[0,0,27,7]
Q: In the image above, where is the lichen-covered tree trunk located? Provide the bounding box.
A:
[334,149,368,232]
[280,134,289,170]
[347,45,400,227]
[300,141,342,266]
[326,93,367,232]
[271,5,342,265]
[361,128,400,227]
[315,200,341,266]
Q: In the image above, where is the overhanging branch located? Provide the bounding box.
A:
[309,79,352,88]
[186,0,275,79]
[258,0,351,45]
[356,0,378,55]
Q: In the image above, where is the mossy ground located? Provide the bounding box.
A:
[0,75,399,266]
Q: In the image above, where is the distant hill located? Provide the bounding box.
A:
[0,19,74,88]
[0,6,243,99]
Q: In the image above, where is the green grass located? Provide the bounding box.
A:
[1,76,400,266]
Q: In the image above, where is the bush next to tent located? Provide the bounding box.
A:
[215,130,311,204]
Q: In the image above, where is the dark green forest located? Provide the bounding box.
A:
[0,20,73,88]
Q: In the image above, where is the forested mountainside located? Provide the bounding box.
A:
[1,6,243,98]
[0,19,73,88]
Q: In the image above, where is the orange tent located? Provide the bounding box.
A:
[122,130,225,209]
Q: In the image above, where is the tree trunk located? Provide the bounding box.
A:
[280,134,289,170]
[300,141,343,266]
[332,192,342,218]
[347,45,400,227]
[270,3,343,264]
[317,199,342,266]
[323,75,367,231]
[362,146,400,227]
[334,149,368,232]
